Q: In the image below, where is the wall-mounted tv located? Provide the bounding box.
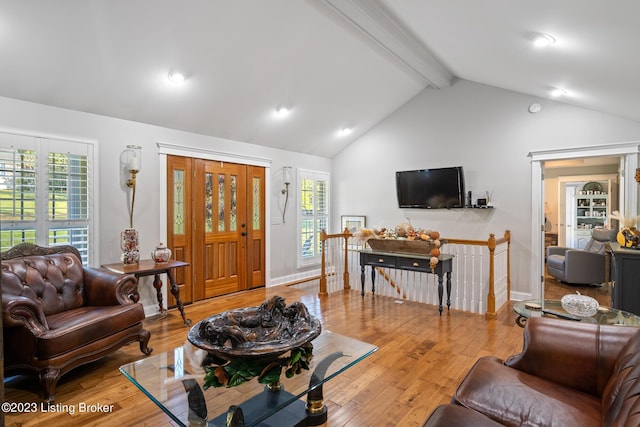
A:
[396,166,465,209]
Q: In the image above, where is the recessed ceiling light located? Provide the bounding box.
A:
[274,107,291,118]
[337,127,353,137]
[550,88,567,97]
[532,33,556,48]
[168,71,185,84]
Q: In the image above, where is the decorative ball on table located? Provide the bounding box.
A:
[561,293,599,317]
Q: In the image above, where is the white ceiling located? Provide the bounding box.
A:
[1,0,639,158]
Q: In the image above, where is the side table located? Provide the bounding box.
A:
[513,299,640,328]
[102,259,192,326]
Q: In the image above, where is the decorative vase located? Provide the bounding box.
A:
[121,228,140,264]
[151,242,171,264]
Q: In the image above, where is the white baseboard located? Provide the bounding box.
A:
[510,291,534,302]
[269,269,320,287]
[143,304,163,318]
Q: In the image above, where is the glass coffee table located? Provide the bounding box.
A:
[513,299,640,328]
[120,331,377,426]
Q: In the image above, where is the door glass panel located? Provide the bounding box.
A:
[253,176,261,230]
[173,170,185,234]
[205,172,213,232]
[218,173,225,231]
[230,175,237,231]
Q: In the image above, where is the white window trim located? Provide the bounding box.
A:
[296,168,330,268]
[0,129,98,265]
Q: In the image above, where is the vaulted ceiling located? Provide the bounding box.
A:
[1,1,638,158]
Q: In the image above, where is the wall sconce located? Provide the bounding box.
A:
[281,166,292,223]
[121,145,142,228]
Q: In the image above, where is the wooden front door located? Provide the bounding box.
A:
[167,156,265,304]
[246,165,266,289]
[166,156,193,304]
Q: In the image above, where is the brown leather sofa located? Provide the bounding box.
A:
[1,243,152,402]
[423,316,640,426]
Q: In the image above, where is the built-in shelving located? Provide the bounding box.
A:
[574,192,609,248]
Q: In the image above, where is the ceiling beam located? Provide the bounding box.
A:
[318,0,453,89]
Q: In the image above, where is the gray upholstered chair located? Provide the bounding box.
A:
[546,228,617,285]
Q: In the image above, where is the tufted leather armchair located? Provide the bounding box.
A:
[1,243,152,402]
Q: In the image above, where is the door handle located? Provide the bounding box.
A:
[241,232,247,237]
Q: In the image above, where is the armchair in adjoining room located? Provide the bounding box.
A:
[546,228,617,285]
[1,243,152,402]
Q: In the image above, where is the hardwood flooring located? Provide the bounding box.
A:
[4,286,526,427]
[544,271,612,307]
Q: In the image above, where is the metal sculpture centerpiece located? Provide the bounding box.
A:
[188,296,321,389]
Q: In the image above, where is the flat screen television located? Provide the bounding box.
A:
[396,166,465,209]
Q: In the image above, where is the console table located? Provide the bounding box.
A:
[359,249,454,315]
[102,259,191,326]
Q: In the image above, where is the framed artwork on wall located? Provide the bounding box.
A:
[341,215,366,233]
[341,215,366,249]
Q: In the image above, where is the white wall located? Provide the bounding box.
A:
[3,77,640,309]
[0,96,330,315]
[331,79,640,298]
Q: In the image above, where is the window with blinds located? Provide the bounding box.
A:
[297,169,329,267]
[0,133,94,264]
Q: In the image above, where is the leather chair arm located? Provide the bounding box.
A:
[563,250,606,284]
[546,246,570,257]
[83,267,140,306]
[565,249,605,264]
[2,293,49,335]
[506,317,638,397]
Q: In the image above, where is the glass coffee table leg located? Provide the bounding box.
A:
[226,405,245,426]
[306,351,346,425]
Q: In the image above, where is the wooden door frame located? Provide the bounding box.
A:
[157,142,272,305]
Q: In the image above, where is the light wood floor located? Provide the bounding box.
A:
[5,285,526,427]
[544,272,612,307]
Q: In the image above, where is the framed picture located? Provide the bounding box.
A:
[341,215,366,233]
[341,215,366,249]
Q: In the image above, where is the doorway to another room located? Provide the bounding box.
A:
[543,156,620,306]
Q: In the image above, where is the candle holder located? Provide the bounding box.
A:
[120,145,142,264]
[121,145,141,228]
